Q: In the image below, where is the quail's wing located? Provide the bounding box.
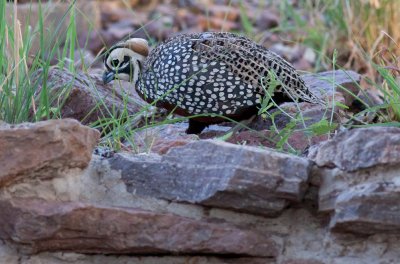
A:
[188,33,322,104]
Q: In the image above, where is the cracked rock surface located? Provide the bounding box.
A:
[2,119,400,263]
[112,140,311,216]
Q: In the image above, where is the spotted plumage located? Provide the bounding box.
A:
[103,32,323,134]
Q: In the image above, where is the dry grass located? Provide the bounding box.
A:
[342,0,400,77]
[278,0,400,79]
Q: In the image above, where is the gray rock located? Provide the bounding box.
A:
[313,127,400,172]
[0,240,18,264]
[270,44,303,62]
[110,140,312,216]
[311,127,400,234]
[330,182,400,234]
[302,70,361,105]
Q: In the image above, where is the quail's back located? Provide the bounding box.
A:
[137,32,321,132]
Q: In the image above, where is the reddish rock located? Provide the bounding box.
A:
[132,123,198,154]
[132,123,235,154]
[226,130,275,147]
[0,119,99,187]
[227,129,328,153]
[286,131,329,153]
[0,198,279,257]
[34,68,149,126]
[110,140,311,216]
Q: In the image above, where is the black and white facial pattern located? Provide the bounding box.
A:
[105,47,135,81]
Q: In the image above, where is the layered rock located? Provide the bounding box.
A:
[311,127,400,234]
[110,140,311,216]
[313,127,400,171]
[2,67,400,263]
[0,119,279,261]
[0,119,99,187]
[0,198,278,256]
[3,118,400,263]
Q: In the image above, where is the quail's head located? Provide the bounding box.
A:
[103,38,149,84]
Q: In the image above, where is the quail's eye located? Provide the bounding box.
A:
[123,56,130,63]
[111,59,120,67]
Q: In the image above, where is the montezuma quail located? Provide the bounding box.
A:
[103,32,322,134]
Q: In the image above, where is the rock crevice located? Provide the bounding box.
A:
[1,72,400,263]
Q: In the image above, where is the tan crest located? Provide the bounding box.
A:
[124,38,149,57]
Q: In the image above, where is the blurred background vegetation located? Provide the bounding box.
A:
[1,0,399,147]
[4,0,400,75]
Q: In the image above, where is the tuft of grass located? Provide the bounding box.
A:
[375,65,400,121]
[0,0,79,123]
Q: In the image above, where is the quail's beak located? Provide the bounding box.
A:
[102,70,115,84]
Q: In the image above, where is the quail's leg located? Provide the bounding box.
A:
[186,119,208,134]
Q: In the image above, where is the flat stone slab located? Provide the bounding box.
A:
[110,140,311,216]
[0,119,99,187]
[312,127,400,172]
[330,182,400,234]
[0,198,278,257]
